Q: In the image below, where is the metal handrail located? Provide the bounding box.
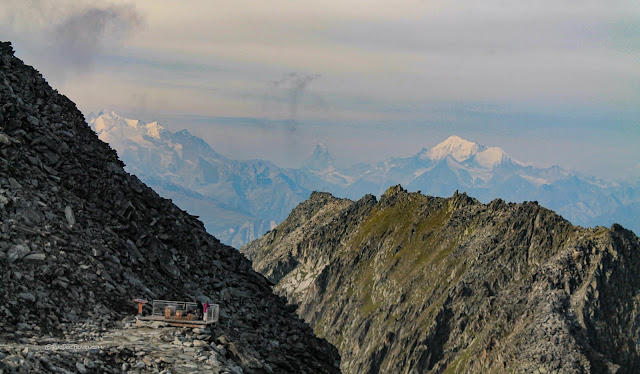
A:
[207,304,219,323]
[150,300,219,323]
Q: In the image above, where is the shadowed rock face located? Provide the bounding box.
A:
[0,41,339,373]
[242,185,640,373]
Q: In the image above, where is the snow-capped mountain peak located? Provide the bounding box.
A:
[420,135,485,162]
[144,121,164,139]
[473,146,512,169]
[89,110,167,142]
[98,110,121,119]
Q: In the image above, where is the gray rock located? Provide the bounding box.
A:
[53,277,69,288]
[84,358,95,369]
[134,361,146,369]
[64,206,75,226]
[0,132,12,145]
[8,177,21,189]
[7,244,30,263]
[193,340,207,347]
[23,252,45,261]
[26,115,38,126]
[75,362,87,374]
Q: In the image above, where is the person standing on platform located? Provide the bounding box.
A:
[203,302,209,322]
[196,299,204,320]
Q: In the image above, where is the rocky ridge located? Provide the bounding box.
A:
[0,41,339,373]
[242,186,640,373]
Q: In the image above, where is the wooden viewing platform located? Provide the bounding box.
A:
[137,300,219,328]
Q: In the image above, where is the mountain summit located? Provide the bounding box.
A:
[303,143,335,172]
[88,111,169,154]
[242,187,640,373]
[472,146,513,169]
[419,135,484,162]
[416,135,515,169]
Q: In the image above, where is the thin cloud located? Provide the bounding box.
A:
[50,4,143,73]
[263,72,322,132]
[0,1,144,78]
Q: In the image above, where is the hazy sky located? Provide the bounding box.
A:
[2,0,639,180]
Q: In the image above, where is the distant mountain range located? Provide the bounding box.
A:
[87,111,640,246]
[88,110,312,247]
[312,135,640,230]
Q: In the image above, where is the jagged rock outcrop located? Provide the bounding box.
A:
[0,41,339,373]
[242,185,640,373]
